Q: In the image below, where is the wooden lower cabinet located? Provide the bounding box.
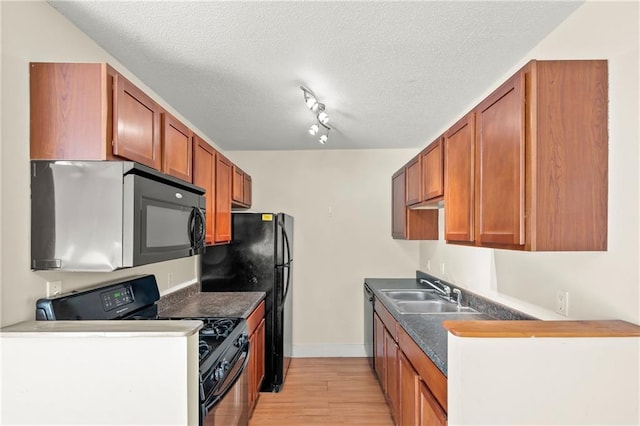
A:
[384,327,400,423]
[374,313,386,389]
[374,303,448,425]
[419,381,447,426]
[247,301,266,416]
[399,352,419,425]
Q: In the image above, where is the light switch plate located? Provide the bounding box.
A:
[555,290,569,316]
[46,281,62,297]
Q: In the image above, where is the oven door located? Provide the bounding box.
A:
[202,345,250,426]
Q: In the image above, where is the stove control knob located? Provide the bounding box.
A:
[235,333,248,347]
[214,366,224,380]
[221,359,229,371]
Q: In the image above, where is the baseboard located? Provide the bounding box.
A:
[292,344,367,358]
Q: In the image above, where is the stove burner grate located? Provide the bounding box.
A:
[199,340,212,361]
[200,318,237,338]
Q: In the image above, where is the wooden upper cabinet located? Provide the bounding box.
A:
[523,60,608,251]
[472,60,608,251]
[215,153,233,244]
[405,155,421,206]
[232,165,252,208]
[243,174,252,207]
[30,62,162,172]
[392,167,438,240]
[444,111,475,243]
[232,165,244,203]
[193,135,216,245]
[420,137,444,203]
[31,63,112,160]
[475,72,525,246]
[161,112,193,182]
[392,169,408,239]
[112,72,161,170]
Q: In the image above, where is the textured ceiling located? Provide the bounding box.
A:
[49,1,582,151]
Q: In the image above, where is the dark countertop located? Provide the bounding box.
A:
[365,278,491,377]
[158,283,265,319]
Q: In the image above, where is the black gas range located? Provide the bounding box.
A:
[35,274,250,426]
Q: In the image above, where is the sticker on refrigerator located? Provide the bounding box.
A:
[262,214,273,221]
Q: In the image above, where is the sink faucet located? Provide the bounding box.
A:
[452,288,462,308]
[419,278,451,300]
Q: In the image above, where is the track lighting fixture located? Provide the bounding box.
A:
[301,85,331,145]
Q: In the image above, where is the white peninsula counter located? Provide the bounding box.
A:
[1,320,202,425]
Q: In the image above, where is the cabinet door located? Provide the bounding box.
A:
[193,136,215,245]
[248,318,265,412]
[444,112,475,243]
[232,166,244,203]
[421,137,444,202]
[161,112,193,182]
[392,169,407,239]
[419,381,446,426]
[30,62,108,160]
[405,156,421,206]
[374,313,386,388]
[255,318,265,393]
[476,72,525,246]
[112,73,161,169]
[384,328,400,424]
[215,154,232,243]
[399,352,419,426]
[243,174,252,207]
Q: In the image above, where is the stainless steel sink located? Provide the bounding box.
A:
[392,300,478,314]
[380,289,478,314]
[380,289,440,301]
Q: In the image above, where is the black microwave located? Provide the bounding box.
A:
[31,160,206,271]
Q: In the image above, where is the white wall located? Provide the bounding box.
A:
[0,1,222,327]
[419,1,640,324]
[227,149,420,356]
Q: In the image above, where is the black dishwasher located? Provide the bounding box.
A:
[364,284,375,371]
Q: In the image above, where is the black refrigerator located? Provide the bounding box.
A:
[201,212,293,392]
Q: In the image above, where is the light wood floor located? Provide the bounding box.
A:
[250,358,394,426]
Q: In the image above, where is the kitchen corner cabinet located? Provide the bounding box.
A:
[232,165,252,209]
[392,168,438,240]
[30,62,161,170]
[374,301,447,425]
[445,60,608,251]
[161,111,193,182]
[247,301,265,416]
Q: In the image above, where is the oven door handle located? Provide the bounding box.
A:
[203,342,250,411]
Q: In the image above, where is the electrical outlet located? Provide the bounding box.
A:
[555,290,569,316]
[46,281,62,297]
[168,273,174,286]
[427,260,431,271]
[439,262,445,275]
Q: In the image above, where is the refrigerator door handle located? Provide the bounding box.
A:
[282,261,292,303]
[279,217,292,266]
